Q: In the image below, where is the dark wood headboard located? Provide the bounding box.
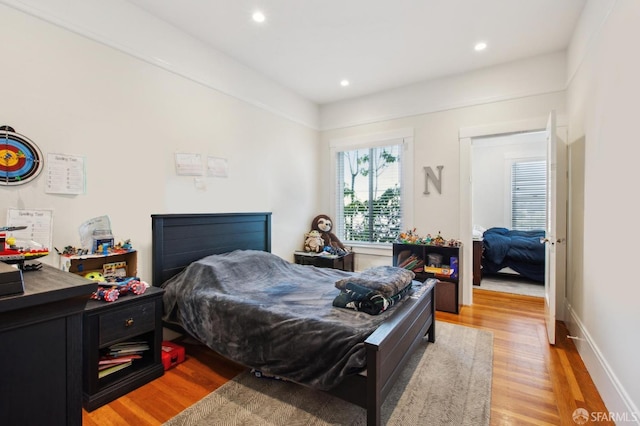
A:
[151,212,272,287]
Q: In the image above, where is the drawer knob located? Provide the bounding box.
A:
[125,318,134,327]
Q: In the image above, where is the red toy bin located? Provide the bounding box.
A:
[161,340,185,370]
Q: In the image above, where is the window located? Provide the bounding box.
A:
[331,130,413,246]
[511,159,546,230]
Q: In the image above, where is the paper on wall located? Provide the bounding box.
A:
[6,208,53,250]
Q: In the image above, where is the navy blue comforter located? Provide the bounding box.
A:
[482,227,545,282]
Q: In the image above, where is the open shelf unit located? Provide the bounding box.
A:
[393,242,462,314]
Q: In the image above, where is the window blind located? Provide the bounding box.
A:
[511,160,546,230]
[336,143,403,243]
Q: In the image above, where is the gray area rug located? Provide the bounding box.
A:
[164,321,493,426]
[479,275,545,297]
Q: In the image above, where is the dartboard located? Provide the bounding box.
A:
[0,126,43,185]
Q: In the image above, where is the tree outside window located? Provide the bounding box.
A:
[337,144,402,243]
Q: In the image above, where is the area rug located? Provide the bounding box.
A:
[479,276,545,298]
[164,321,493,426]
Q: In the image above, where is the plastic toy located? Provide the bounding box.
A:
[397,228,420,244]
[84,271,106,282]
[90,277,147,302]
[0,226,49,268]
[90,286,120,302]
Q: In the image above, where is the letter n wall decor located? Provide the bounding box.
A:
[423,165,443,195]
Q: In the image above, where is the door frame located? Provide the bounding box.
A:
[459,116,567,313]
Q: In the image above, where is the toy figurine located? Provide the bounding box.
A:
[432,232,445,246]
[397,228,420,244]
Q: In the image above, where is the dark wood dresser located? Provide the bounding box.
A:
[0,265,96,426]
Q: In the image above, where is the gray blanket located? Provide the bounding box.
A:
[161,250,415,390]
[334,265,415,297]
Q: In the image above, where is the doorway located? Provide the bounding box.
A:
[471,131,546,298]
[458,116,567,317]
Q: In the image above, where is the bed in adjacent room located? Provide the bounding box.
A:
[481,227,546,283]
[151,212,436,426]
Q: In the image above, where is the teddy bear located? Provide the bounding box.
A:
[311,214,347,254]
[303,230,324,253]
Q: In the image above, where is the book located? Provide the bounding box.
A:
[106,341,149,358]
[98,361,132,378]
[109,340,147,348]
[424,266,454,277]
[99,354,142,366]
[108,345,148,353]
[398,254,425,273]
[109,341,149,352]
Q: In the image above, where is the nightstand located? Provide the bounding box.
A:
[82,286,165,411]
[294,251,355,271]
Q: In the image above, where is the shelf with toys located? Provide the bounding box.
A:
[59,242,137,280]
[393,229,462,314]
[58,240,149,303]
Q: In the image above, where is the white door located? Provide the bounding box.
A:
[544,110,562,345]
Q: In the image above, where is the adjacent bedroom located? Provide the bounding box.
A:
[471,131,547,298]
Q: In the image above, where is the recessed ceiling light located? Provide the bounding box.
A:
[474,42,487,51]
[340,79,350,87]
[252,11,265,23]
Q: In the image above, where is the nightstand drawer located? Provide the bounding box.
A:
[99,301,156,346]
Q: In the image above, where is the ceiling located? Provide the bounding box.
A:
[125,0,586,105]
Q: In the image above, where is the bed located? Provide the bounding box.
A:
[151,212,436,426]
[481,227,546,282]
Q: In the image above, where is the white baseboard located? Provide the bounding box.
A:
[564,300,639,424]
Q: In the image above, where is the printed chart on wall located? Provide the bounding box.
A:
[175,153,203,176]
[6,209,54,252]
[0,126,44,185]
[45,153,86,194]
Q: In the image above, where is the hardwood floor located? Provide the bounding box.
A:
[83,289,611,425]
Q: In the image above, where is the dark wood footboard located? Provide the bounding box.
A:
[327,280,436,426]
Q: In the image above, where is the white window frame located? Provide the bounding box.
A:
[329,128,414,253]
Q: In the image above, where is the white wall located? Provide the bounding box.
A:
[0,4,320,281]
[472,132,546,230]
[320,51,567,130]
[566,0,640,419]
[0,0,319,129]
